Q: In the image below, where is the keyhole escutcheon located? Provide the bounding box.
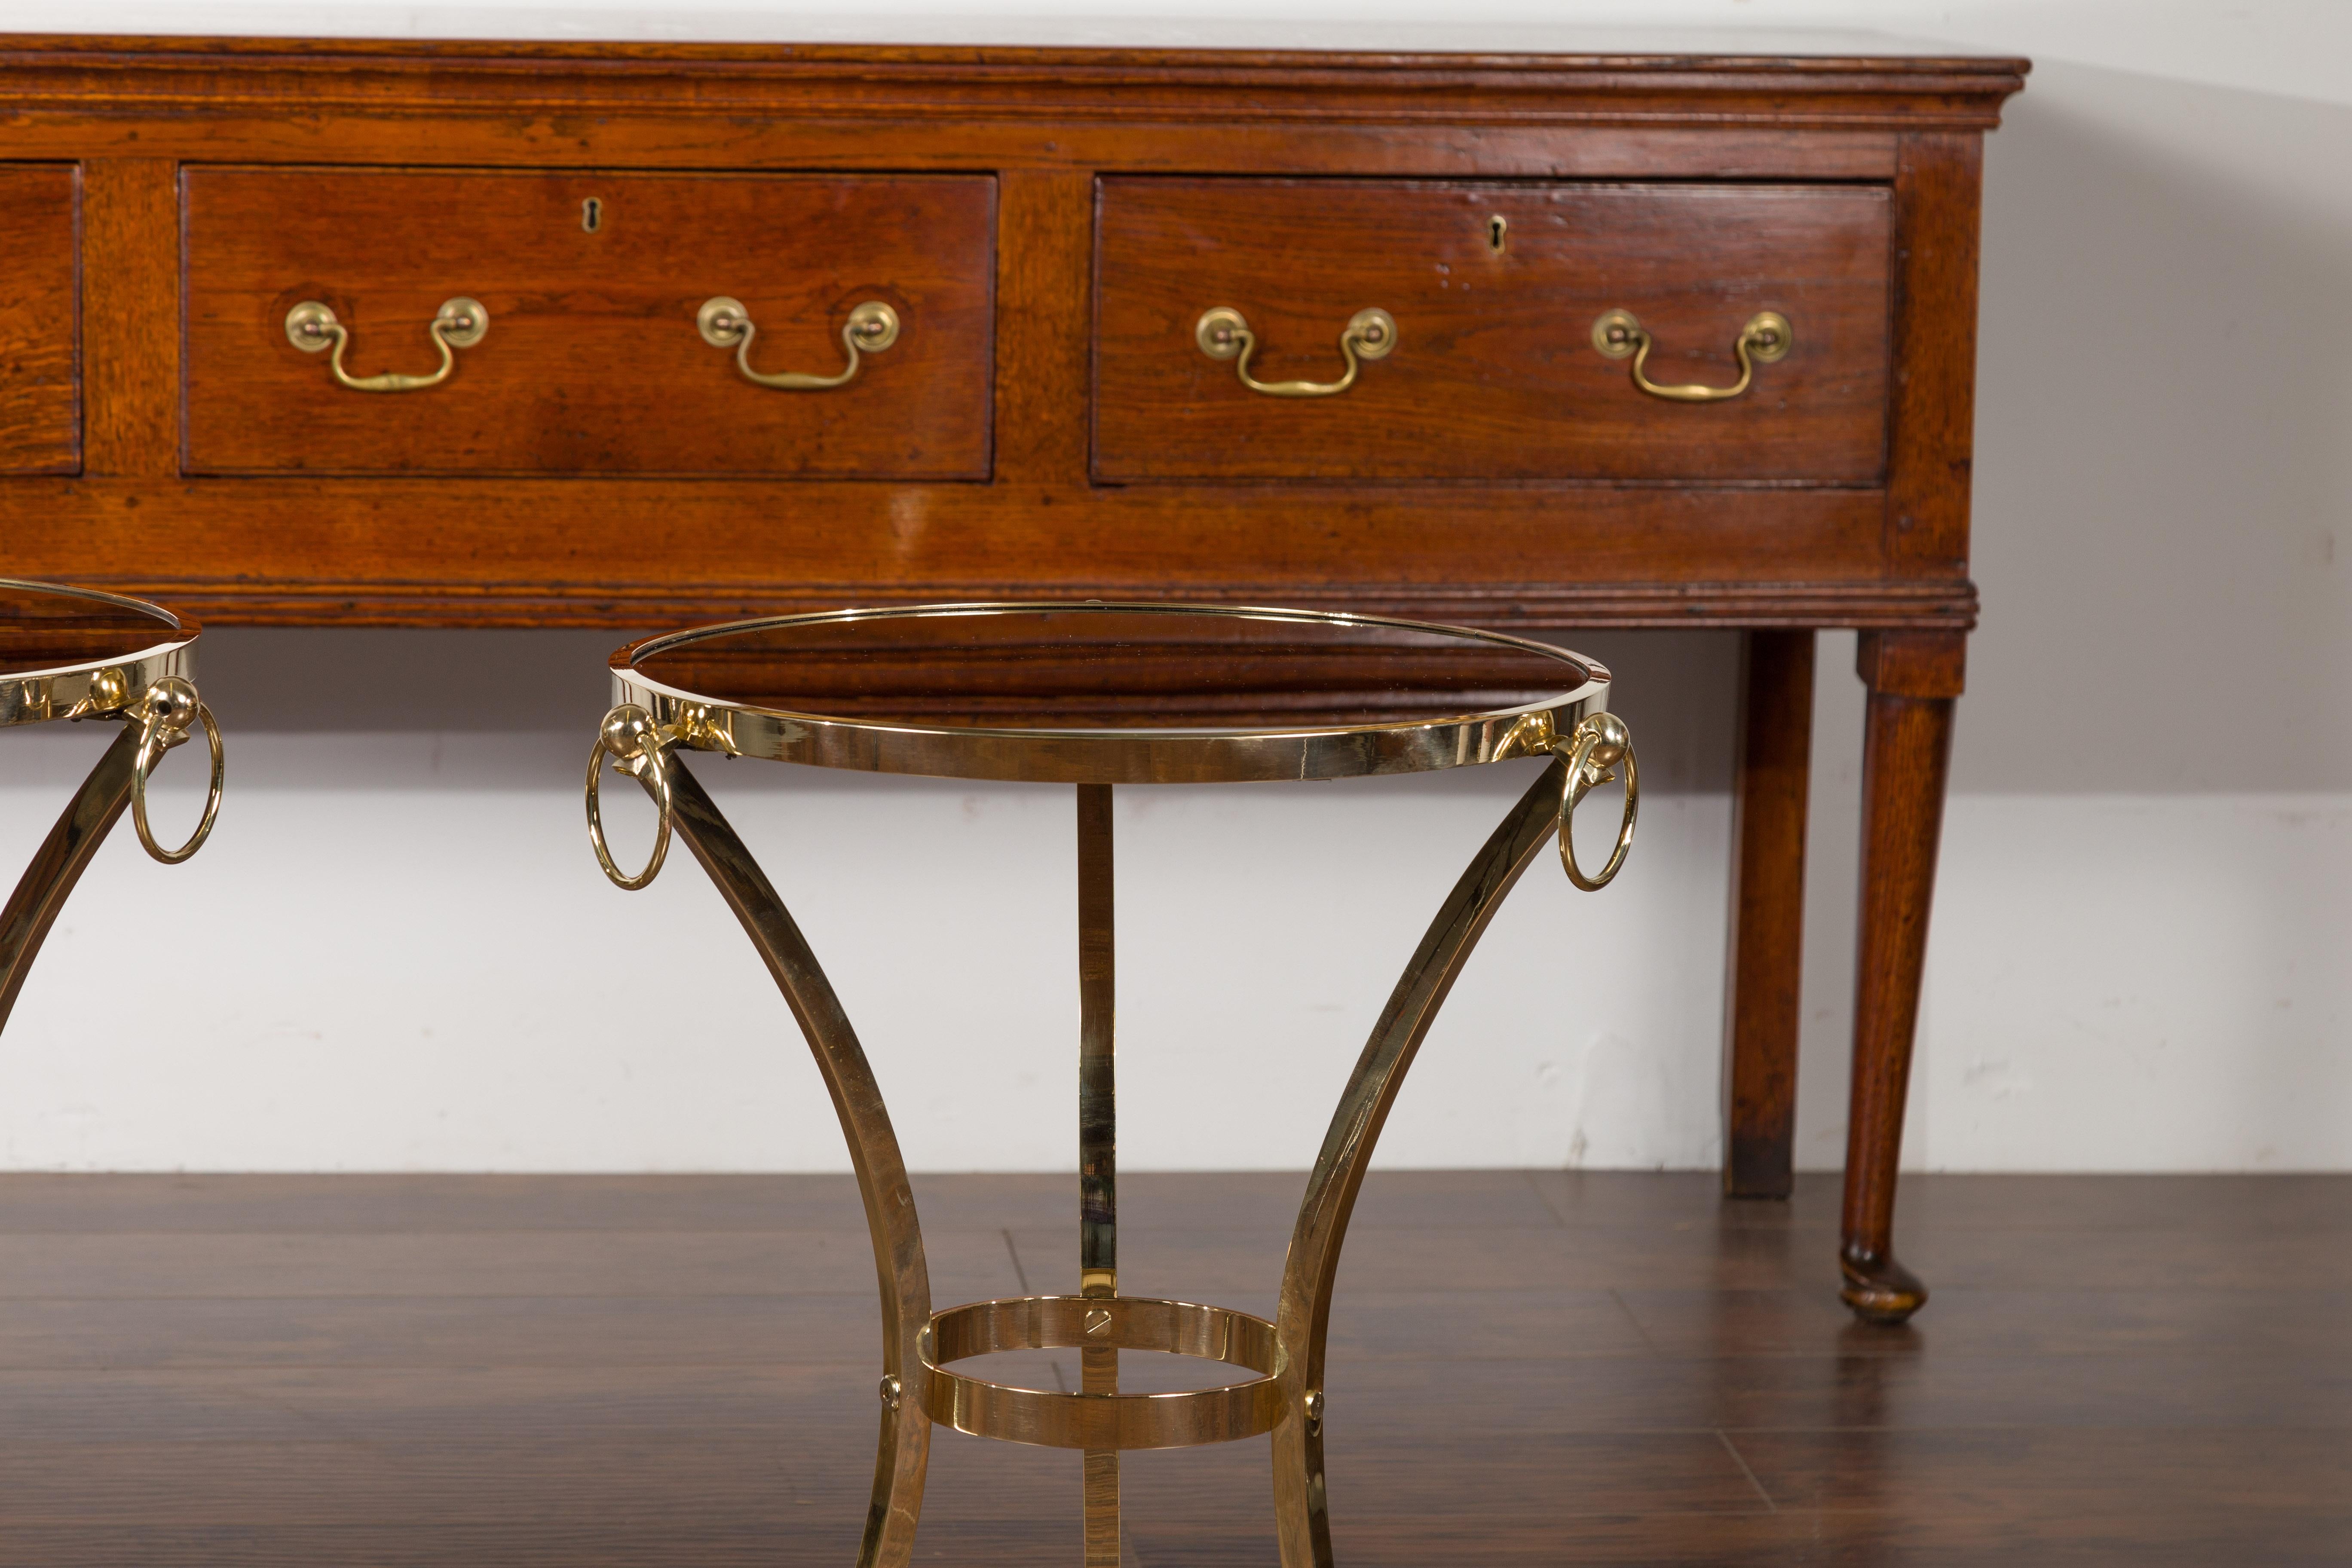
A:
[582,196,604,233]
[1487,214,1508,254]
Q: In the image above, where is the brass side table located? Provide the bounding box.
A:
[583,603,1637,1568]
[2,581,223,1034]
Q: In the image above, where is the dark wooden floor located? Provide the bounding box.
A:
[0,1170,2346,1565]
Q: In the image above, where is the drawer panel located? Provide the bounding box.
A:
[1094,178,1890,483]
[0,165,81,476]
[184,169,995,477]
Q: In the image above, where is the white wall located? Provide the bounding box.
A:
[3,1,2348,1173]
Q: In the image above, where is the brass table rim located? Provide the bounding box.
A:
[917,1293,1290,1452]
[608,600,1613,785]
[0,579,200,731]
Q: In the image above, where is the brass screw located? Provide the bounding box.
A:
[1304,1389,1325,1436]
[880,1374,903,1410]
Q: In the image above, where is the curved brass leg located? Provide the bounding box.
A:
[662,759,934,1568]
[1075,784,1123,1568]
[1272,756,1575,1568]
[0,724,141,1035]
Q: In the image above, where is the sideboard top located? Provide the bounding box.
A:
[0,31,2029,127]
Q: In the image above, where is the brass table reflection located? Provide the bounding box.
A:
[1,581,223,1035]
[583,603,1638,1568]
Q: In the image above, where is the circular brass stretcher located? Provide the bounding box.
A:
[2,580,224,1038]
[583,603,1639,1568]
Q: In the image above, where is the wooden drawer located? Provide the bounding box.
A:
[1093,178,1890,484]
[183,169,995,477]
[0,164,81,476]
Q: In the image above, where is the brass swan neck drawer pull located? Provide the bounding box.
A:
[1195,306,1396,398]
[284,297,487,392]
[698,297,900,390]
[1590,309,1790,403]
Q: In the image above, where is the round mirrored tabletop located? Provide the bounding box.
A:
[1,579,198,729]
[609,602,1611,784]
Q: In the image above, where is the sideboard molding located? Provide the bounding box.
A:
[0,37,2025,129]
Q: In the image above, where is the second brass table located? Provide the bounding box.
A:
[583,602,1637,1568]
[2,579,223,1037]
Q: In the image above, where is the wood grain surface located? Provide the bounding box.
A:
[5,479,1932,628]
[1840,628,1965,1314]
[183,169,995,477]
[0,1168,2339,1565]
[1095,178,1891,482]
[0,37,2031,133]
[1722,628,1814,1199]
[0,163,79,475]
[1885,133,1985,573]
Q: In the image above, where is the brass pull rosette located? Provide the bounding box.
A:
[1553,712,1638,891]
[1195,306,1396,398]
[1590,308,1790,403]
[285,297,488,392]
[698,297,900,390]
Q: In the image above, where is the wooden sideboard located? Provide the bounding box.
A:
[0,34,2025,1322]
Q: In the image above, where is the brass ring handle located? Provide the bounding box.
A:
[1555,712,1638,892]
[129,677,224,865]
[698,297,899,390]
[285,297,488,392]
[1590,309,1790,403]
[586,704,675,891]
[1195,306,1396,398]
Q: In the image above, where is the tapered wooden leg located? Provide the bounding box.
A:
[1723,630,1814,1199]
[1840,631,1963,1324]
